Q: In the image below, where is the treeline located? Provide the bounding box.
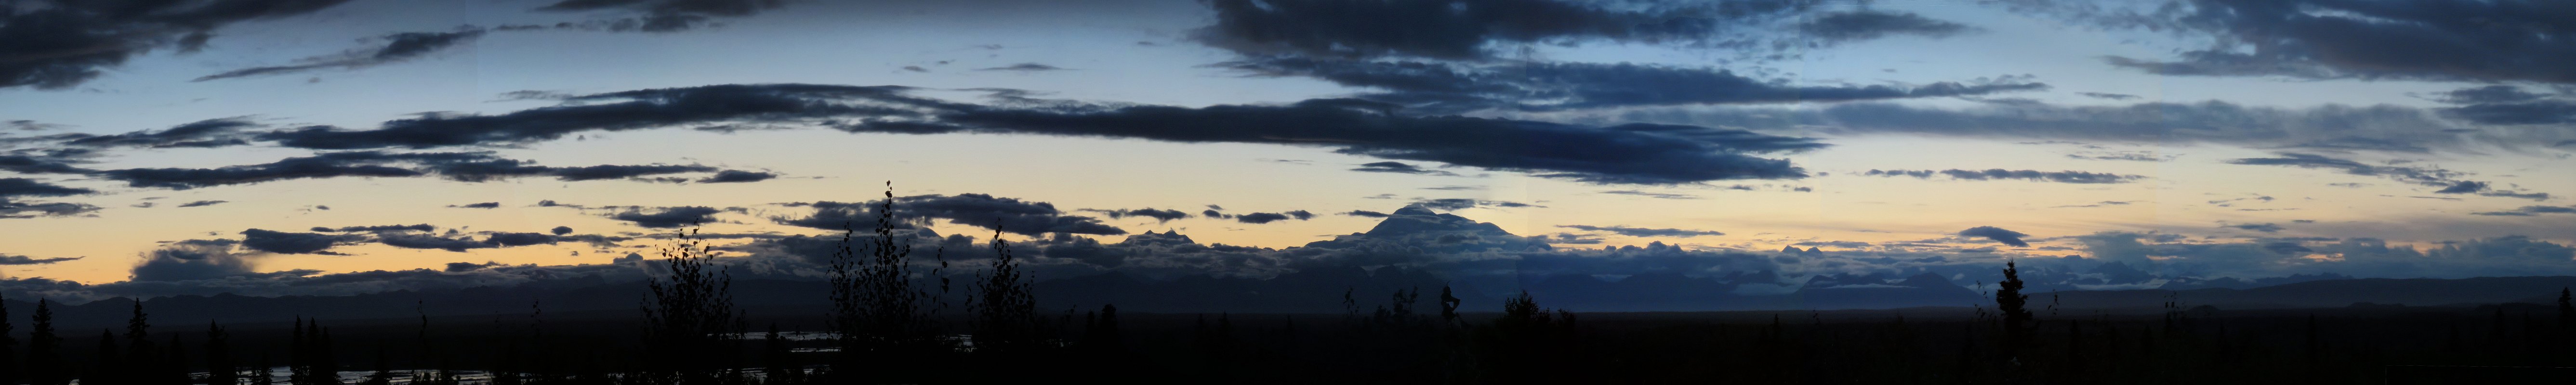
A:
[0,186,2567,384]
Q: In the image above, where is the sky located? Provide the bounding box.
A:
[3,0,2576,303]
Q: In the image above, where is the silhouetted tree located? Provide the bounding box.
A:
[208,322,238,385]
[1994,259,2034,382]
[80,330,118,385]
[1439,286,1462,328]
[253,352,276,385]
[1997,259,2033,344]
[760,323,801,385]
[1080,304,1123,353]
[0,293,16,385]
[1343,287,1360,322]
[291,319,337,385]
[1485,291,1576,384]
[124,300,161,385]
[24,299,62,385]
[289,319,310,385]
[969,226,1041,355]
[361,347,393,385]
[1374,287,1421,329]
[164,335,189,385]
[825,182,951,379]
[639,225,741,384]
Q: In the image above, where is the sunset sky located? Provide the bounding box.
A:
[4,0,2574,301]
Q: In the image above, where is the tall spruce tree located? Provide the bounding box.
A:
[207,322,238,385]
[0,293,17,385]
[123,300,158,385]
[80,330,118,385]
[164,335,188,385]
[1997,259,2034,351]
[25,299,62,385]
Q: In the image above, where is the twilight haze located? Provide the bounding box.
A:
[3,0,2576,307]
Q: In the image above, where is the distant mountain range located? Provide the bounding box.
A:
[9,205,2564,331]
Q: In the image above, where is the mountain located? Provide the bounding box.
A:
[11,205,2566,330]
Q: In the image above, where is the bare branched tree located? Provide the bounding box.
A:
[826,182,951,376]
[639,224,740,385]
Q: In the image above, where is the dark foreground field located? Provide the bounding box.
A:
[41,301,2571,385]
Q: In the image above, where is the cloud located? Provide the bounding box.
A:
[238,229,359,255]
[2065,0,2576,84]
[485,232,559,247]
[1956,226,2031,247]
[2220,153,2523,195]
[1079,208,1191,223]
[2470,206,2576,217]
[1229,210,1314,224]
[8,120,65,131]
[1558,225,1725,238]
[130,240,274,282]
[2430,85,2576,125]
[2433,181,2489,194]
[57,117,258,148]
[775,193,1125,236]
[1598,99,2574,153]
[1599,190,1697,200]
[1234,212,1295,224]
[609,206,724,228]
[1410,198,1540,211]
[0,178,98,218]
[0,154,91,175]
[552,226,575,235]
[246,84,1828,184]
[174,200,228,207]
[254,84,948,149]
[528,164,722,181]
[975,63,1067,72]
[1534,233,1605,245]
[1349,161,1460,176]
[0,201,100,218]
[0,0,356,90]
[1862,168,2143,184]
[2052,201,2134,208]
[2223,223,2286,233]
[194,30,485,81]
[534,0,789,32]
[94,152,427,189]
[1192,0,1824,60]
[696,170,777,183]
[92,151,724,189]
[0,254,80,265]
[315,224,436,232]
[2479,191,2552,201]
[1795,10,1975,43]
[1343,210,1390,218]
[2076,92,2140,101]
[0,178,91,198]
[452,202,502,209]
[376,233,495,252]
[941,98,1828,184]
[1220,57,2047,113]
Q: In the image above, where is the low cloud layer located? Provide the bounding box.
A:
[1559,225,1725,238]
